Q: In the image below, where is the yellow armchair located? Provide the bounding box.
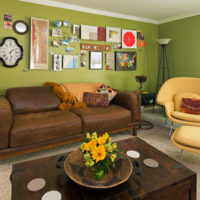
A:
[156,77,200,135]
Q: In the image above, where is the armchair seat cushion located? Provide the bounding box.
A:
[171,111,200,123]
[72,104,131,133]
[10,110,82,147]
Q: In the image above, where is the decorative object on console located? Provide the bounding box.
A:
[89,51,103,70]
[115,51,136,71]
[30,18,49,70]
[106,27,121,43]
[44,82,86,110]
[63,55,78,68]
[83,92,108,107]
[53,54,62,71]
[81,43,111,52]
[13,20,29,35]
[52,29,62,37]
[73,24,80,35]
[105,53,114,70]
[4,14,12,29]
[122,29,137,48]
[135,75,147,92]
[0,37,23,68]
[96,83,117,102]
[155,38,171,94]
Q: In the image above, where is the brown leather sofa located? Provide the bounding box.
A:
[0,85,141,159]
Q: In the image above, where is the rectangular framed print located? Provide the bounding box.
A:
[53,54,62,71]
[115,51,136,71]
[122,30,137,48]
[106,27,121,43]
[89,51,103,70]
[30,18,49,69]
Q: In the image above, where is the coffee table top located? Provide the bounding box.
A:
[11,137,196,200]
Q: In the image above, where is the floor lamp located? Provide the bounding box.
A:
[155,38,171,94]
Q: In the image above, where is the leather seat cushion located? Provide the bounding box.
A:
[174,126,200,148]
[6,86,61,115]
[171,111,200,123]
[73,104,131,132]
[10,110,82,147]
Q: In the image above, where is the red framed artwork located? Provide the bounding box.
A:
[122,30,137,49]
[30,18,49,69]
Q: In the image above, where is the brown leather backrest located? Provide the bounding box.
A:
[6,86,61,114]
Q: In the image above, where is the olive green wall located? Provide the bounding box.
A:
[0,0,158,95]
[158,15,200,78]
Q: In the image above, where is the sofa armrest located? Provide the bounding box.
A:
[0,96,12,149]
[112,91,141,123]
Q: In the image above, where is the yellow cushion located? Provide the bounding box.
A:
[171,111,200,123]
[62,83,103,102]
[173,126,200,148]
[174,92,200,111]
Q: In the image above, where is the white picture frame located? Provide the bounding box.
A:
[122,29,137,49]
[52,29,62,37]
[106,27,121,43]
[53,54,62,71]
[89,51,103,70]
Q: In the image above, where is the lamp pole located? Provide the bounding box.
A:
[155,39,171,94]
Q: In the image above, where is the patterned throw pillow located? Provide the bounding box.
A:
[96,84,117,103]
[181,98,200,114]
[83,92,108,107]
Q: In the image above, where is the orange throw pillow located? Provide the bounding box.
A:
[181,98,200,114]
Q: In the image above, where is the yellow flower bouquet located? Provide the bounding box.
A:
[80,132,123,180]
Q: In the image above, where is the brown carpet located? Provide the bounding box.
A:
[0,107,199,200]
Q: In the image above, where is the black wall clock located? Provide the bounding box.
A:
[0,37,23,68]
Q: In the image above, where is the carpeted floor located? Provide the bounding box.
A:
[0,107,199,200]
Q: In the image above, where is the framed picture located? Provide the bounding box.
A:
[30,17,49,69]
[52,29,62,37]
[89,51,103,70]
[106,27,121,43]
[122,30,137,48]
[53,54,62,71]
[115,51,136,71]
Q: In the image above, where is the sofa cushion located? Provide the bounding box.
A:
[171,111,200,123]
[96,84,117,102]
[174,92,200,111]
[62,83,102,102]
[6,86,61,114]
[72,104,131,133]
[83,92,108,107]
[9,110,81,147]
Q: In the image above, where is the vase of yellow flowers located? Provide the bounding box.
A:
[80,132,122,181]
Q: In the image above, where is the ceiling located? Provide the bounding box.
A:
[20,0,200,24]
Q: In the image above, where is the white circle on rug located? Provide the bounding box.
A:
[27,178,46,192]
[41,190,62,200]
[143,158,159,168]
[126,150,140,159]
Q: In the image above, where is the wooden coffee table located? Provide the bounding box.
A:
[11,137,196,200]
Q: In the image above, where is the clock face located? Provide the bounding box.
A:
[0,37,23,67]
